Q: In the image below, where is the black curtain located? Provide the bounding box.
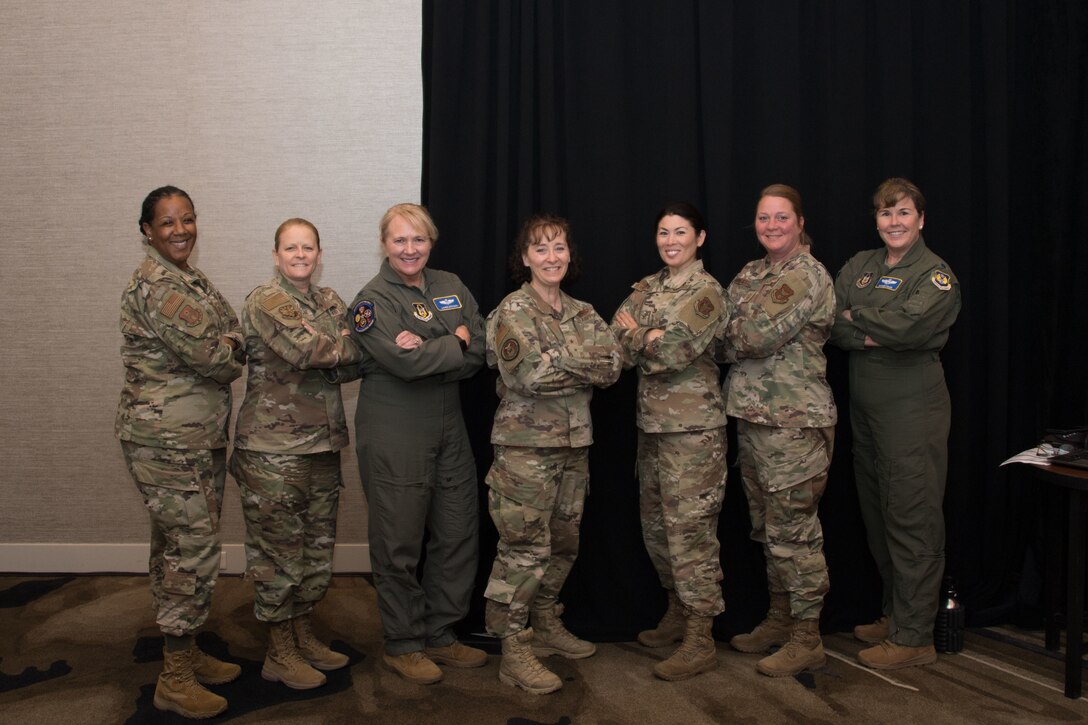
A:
[419,0,1088,639]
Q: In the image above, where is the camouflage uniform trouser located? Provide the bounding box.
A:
[121,441,225,638]
[637,427,726,617]
[483,445,589,637]
[736,420,833,621]
[230,448,343,623]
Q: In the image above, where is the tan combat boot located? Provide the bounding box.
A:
[499,627,562,694]
[756,618,825,677]
[652,614,717,681]
[638,589,685,648]
[857,640,937,670]
[382,651,444,684]
[154,647,228,719]
[531,603,596,659]
[729,592,792,654]
[262,620,327,689]
[293,614,349,671]
[853,615,891,643]
[190,643,241,685]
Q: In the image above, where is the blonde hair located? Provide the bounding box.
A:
[379,203,439,246]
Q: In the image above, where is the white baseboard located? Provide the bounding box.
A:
[0,543,372,574]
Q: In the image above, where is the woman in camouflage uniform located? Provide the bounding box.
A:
[720,185,836,678]
[612,202,730,681]
[117,186,245,719]
[484,214,622,694]
[230,219,363,690]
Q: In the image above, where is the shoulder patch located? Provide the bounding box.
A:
[494,321,528,369]
[931,270,952,291]
[178,304,204,327]
[259,290,293,312]
[160,292,184,319]
[761,273,811,318]
[677,290,722,334]
[353,300,375,332]
[257,290,303,327]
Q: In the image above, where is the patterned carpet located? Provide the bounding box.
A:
[1,574,1086,724]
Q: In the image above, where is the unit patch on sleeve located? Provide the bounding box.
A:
[500,337,521,362]
[353,300,375,332]
[931,270,952,291]
[761,273,810,318]
[433,295,463,311]
[178,305,204,326]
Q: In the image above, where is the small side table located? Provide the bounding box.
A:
[1028,463,1088,698]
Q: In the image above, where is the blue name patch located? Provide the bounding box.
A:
[433,295,463,311]
[875,276,903,291]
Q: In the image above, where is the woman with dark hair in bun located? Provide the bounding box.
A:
[117,186,244,719]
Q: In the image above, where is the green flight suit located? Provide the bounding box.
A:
[348,260,485,656]
[830,238,960,647]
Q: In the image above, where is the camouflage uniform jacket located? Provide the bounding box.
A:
[612,260,729,433]
[116,246,243,449]
[829,237,960,353]
[486,283,622,448]
[722,249,837,428]
[233,272,364,454]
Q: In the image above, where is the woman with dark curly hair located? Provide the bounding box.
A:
[483,214,621,694]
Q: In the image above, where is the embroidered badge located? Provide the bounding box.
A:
[771,283,795,304]
[160,292,183,318]
[856,272,873,289]
[353,300,375,332]
[277,303,300,320]
[412,302,434,322]
[179,305,203,326]
[931,270,952,291]
[874,276,903,291]
[433,295,463,311]
[500,337,520,362]
[694,295,714,319]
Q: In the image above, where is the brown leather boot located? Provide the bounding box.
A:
[499,628,562,694]
[730,591,792,654]
[531,603,596,659]
[652,614,717,681]
[638,589,686,648]
[756,618,825,677]
[293,614,349,671]
[262,620,327,689]
[154,647,228,719]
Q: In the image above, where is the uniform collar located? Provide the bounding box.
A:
[661,258,704,288]
[521,282,576,322]
[884,235,928,271]
[146,245,207,288]
[275,270,317,307]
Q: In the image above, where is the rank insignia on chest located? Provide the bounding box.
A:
[771,283,795,304]
[856,272,873,288]
[277,303,300,320]
[874,276,903,291]
[931,270,952,291]
[179,304,203,326]
[412,302,434,321]
[353,300,375,332]
[500,337,520,362]
[433,295,462,311]
[694,295,714,319]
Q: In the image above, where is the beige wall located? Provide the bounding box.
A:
[0,1,422,571]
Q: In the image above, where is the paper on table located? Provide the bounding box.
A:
[1001,444,1068,467]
